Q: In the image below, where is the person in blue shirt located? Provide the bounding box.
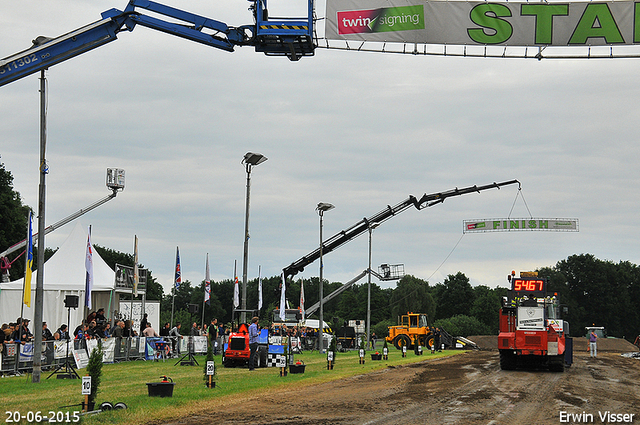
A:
[248,317,260,371]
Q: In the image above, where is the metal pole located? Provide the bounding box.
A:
[241,163,252,324]
[319,210,324,353]
[32,70,47,383]
[366,226,372,350]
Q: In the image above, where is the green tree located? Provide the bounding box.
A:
[434,314,490,337]
[434,272,474,320]
[389,275,435,321]
[0,161,32,281]
[469,285,503,334]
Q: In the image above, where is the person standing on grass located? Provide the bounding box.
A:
[248,317,259,371]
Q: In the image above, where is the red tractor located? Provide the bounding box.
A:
[222,314,268,368]
[498,271,573,372]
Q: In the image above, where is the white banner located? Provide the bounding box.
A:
[72,347,89,369]
[326,0,638,47]
[463,218,578,233]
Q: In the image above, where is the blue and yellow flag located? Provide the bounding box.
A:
[23,211,33,307]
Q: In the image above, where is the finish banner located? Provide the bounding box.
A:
[463,218,579,233]
[325,0,638,47]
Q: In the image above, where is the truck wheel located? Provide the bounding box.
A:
[393,335,411,350]
[549,355,564,372]
[499,350,516,370]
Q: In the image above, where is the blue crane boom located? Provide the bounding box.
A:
[0,0,315,87]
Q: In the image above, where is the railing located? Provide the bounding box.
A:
[0,336,210,375]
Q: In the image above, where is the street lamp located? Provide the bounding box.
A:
[316,202,334,352]
[241,152,267,324]
[366,222,380,350]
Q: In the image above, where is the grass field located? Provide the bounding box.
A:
[1,349,461,424]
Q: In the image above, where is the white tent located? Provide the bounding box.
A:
[0,221,116,331]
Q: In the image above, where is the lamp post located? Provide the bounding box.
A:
[241,152,267,324]
[316,202,334,352]
[366,222,379,351]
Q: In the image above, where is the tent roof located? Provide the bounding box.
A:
[0,221,115,291]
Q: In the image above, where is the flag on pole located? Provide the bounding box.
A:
[204,253,211,305]
[279,273,286,321]
[23,211,33,307]
[174,247,181,289]
[257,265,263,311]
[233,264,240,308]
[133,235,139,295]
[85,226,94,310]
[299,279,305,321]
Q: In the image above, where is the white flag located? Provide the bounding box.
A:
[299,279,305,321]
[84,226,94,310]
[258,265,263,310]
[279,273,286,321]
[204,253,211,305]
[233,261,239,308]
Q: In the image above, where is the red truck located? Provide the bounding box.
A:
[498,271,573,372]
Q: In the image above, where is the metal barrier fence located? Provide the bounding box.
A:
[0,336,204,376]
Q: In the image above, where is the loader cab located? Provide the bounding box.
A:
[401,313,428,328]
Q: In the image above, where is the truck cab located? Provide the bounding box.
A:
[498,271,572,372]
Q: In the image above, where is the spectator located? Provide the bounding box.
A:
[143,322,160,338]
[140,313,148,336]
[190,322,199,337]
[56,324,69,340]
[160,322,171,337]
[42,322,54,341]
[111,321,124,338]
[103,323,112,337]
[208,318,218,352]
[169,323,182,356]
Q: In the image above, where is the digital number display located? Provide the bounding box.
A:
[512,278,545,292]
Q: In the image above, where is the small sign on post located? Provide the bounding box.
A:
[383,347,388,360]
[81,376,91,412]
[402,345,407,358]
[327,350,334,370]
[359,349,365,364]
[206,361,215,388]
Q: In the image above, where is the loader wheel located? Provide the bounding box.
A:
[393,335,411,350]
[420,335,435,350]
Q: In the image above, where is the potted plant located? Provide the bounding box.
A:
[327,334,337,370]
[85,343,104,411]
[382,339,389,360]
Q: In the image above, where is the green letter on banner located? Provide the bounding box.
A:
[569,3,624,44]
[521,4,569,44]
[468,3,513,44]
[635,2,640,43]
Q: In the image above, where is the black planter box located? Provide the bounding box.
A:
[146,382,175,397]
[290,364,306,374]
[371,353,382,360]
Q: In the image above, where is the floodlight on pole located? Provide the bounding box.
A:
[316,202,334,352]
[240,152,267,324]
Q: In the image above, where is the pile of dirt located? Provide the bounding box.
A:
[467,335,639,353]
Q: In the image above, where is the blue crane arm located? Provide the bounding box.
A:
[0,0,314,87]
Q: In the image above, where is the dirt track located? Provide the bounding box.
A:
[168,338,640,425]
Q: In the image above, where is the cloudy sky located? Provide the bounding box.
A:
[2,0,639,298]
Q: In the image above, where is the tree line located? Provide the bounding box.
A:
[2,162,639,341]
